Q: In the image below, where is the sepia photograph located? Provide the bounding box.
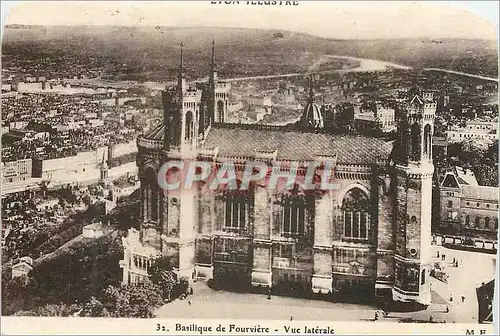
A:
[1,1,498,335]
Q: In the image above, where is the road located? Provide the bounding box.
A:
[423,68,498,83]
[429,244,497,323]
[156,281,375,321]
[2,178,43,195]
[156,244,496,323]
[156,280,465,323]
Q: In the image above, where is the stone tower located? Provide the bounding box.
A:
[121,42,211,285]
[99,151,109,183]
[207,40,230,124]
[159,41,200,282]
[393,90,436,305]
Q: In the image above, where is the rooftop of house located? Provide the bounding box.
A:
[455,166,479,186]
[84,222,104,230]
[440,168,498,202]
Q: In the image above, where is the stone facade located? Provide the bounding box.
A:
[438,167,498,240]
[120,44,436,306]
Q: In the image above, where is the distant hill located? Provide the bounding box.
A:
[2,26,498,78]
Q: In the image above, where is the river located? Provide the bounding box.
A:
[224,54,411,83]
[225,55,498,82]
[71,54,499,90]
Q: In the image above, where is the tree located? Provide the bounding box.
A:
[147,257,176,301]
[2,275,42,315]
[446,140,498,187]
[79,296,110,317]
[101,280,164,318]
[13,303,80,317]
[486,140,498,166]
[82,195,92,207]
[39,181,49,197]
[22,234,123,315]
[108,199,140,230]
[475,164,498,187]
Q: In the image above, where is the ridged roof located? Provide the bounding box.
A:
[301,102,324,129]
[143,124,165,141]
[410,95,425,106]
[141,123,392,165]
[202,124,392,164]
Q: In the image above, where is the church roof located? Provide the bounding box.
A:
[201,124,392,164]
[144,124,165,141]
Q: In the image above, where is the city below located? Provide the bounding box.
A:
[1,23,497,328]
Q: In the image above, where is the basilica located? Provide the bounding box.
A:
[120,42,437,306]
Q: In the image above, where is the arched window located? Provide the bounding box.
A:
[423,124,432,156]
[277,194,308,236]
[224,191,252,231]
[396,119,409,163]
[198,107,206,135]
[144,168,158,221]
[495,218,498,230]
[185,111,193,142]
[484,217,490,230]
[475,216,481,228]
[465,215,470,226]
[217,100,224,123]
[410,123,421,161]
[342,188,371,240]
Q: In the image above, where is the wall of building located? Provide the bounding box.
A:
[40,148,105,181]
[439,187,463,230]
[32,146,136,187]
[187,164,386,294]
[111,140,138,158]
[447,130,498,143]
[2,158,32,184]
[460,198,498,230]
[438,186,498,238]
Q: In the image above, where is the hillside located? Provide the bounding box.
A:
[2,26,498,79]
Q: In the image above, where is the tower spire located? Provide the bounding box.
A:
[309,74,315,102]
[209,39,218,86]
[102,150,107,167]
[178,41,186,93]
[100,149,108,183]
[180,41,184,73]
[211,40,216,68]
[208,39,219,126]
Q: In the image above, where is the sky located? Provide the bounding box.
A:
[1,1,499,40]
